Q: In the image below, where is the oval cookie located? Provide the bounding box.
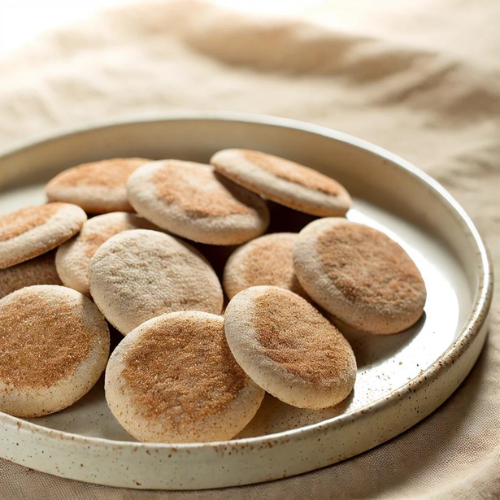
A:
[126,160,270,245]
[0,285,110,417]
[211,149,352,217]
[105,311,264,443]
[0,203,87,269]
[224,286,357,409]
[88,229,223,334]
[46,158,151,213]
[56,212,159,296]
[293,218,427,334]
[223,232,307,300]
[0,250,62,299]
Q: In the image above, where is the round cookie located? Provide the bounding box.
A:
[225,286,357,409]
[89,229,223,335]
[56,212,160,296]
[0,250,62,299]
[0,203,87,269]
[0,285,110,418]
[105,311,264,443]
[211,149,352,217]
[126,160,270,245]
[293,218,427,334]
[223,233,307,300]
[46,158,151,213]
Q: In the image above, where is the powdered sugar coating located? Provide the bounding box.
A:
[56,212,159,296]
[88,229,223,335]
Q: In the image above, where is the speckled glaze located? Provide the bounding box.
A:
[0,114,492,490]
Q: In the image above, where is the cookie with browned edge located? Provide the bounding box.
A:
[211,149,352,217]
[293,218,427,334]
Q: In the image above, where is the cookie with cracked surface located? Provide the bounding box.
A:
[224,286,357,409]
[0,203,86,269]
[105,311,264,443]
[293,218,427,334]
[211,149,352,217]
[0,285,110,417]
[126,160,270,245]
[46,158,151,213]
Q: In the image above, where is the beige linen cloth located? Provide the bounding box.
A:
[0,1,499,498]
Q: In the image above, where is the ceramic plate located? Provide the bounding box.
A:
[0,114,492,490]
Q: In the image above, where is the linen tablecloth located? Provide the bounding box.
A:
[0,1,499,498]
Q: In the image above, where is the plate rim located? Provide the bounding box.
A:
[0,112,493,453]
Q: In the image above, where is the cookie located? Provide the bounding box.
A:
[211,149,352,217]
[223,233,307,300]
[0,285,110,418]
[46,158,150,213]
[105,311,264,443]
[224,286,356,409]
[293,218,427,334]
[0,203,87,269]
[56,212,159,296]
[126,160,270,245]
[88,229,223,334]
[0,250,62,299]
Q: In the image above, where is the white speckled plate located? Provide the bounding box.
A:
[0,114,492,490]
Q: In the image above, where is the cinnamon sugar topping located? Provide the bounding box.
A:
[0,203,60,242]
[153,162,253,218]
[122,314,247,428]
[52,158,149,188]
[317,224,426,308]
[243,150,341,196]
[253,289,353,383]
[0,288,96,388]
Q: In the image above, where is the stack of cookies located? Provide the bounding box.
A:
[0,151,426,443]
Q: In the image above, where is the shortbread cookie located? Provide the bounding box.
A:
[223,233,307,300]
[0,203,87,269]
[0,251,62,299]
[224,286,357,409]
[0,285,110,417]
[105,311,264,443]
[46,158,150,213]
[126,160,270,245]
[293,218,427,334]
[56,212,159,296]
[89,229,223,334]
[211,149,352,217]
